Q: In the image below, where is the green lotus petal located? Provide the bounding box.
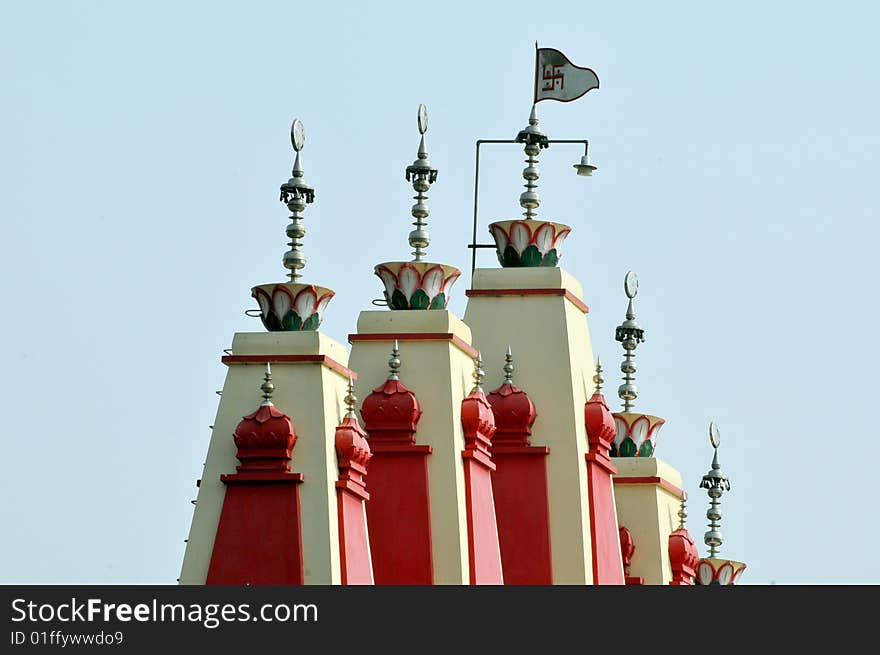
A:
[542,248,559,267]
[301,313,320,331]
[410,288,430,310]
[502,245,520,267]
[618,438,637,457]
[264,311,282,331]
[521,244,543,267]
[429,292,447,310]
[391,289,409,310]
[638,440,654,457]
[282,310,303,331]
[609,442,618,457]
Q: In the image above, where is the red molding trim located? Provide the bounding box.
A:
[222,354,357,380]
[369,444,433,455]
[465,288,589,314]
[613,475,683,499]
[220,472,305,485]
[492,445,550,456]
[348,332,478,358]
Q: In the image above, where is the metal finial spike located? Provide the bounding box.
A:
[678,494,687,531]
[615,271,645,412]
[406,104,437,262]
[260,363,274,406]
[502,345,514,384]
[388,340,401,380]
[593,357,604,394]
[516,104,547,220]
[472,351,485,392]
[700,421,730,557]
[344,376,357,419]
[280,118,314,282]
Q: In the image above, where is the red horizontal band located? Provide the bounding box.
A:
[368,444,433,454]
[465,288,589,313]
[220,471,305,485]
[612,475,683,499]
[348,332,478,358]
[491,445,550,455]
[221,354,357,380]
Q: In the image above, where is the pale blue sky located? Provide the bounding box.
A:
[1,1,877,584]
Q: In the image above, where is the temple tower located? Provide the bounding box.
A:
[180,120,371,584]
[463,106,601,584]
[349,106,502,584]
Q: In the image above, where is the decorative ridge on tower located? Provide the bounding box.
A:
[335,377,371,484]
[461,352,495,462]
[373,104,461,311]
[356,340,433,585]
[583,359,625,584]
[694,421,747,585]
[250,118,336,332]
[333,377,374,585]
[206,364,306,585]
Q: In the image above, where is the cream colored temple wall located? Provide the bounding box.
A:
[348,310,474,585]
[463,267,596,584]
[612,456,684,585]
[179,331,350,585]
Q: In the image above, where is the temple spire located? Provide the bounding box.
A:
[615,271,646,411]
[514,104,549,220]
[405,104,438,261]
[699,421,730,557]
[279,118,315,282]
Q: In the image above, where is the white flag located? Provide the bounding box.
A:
[534,47,600,103]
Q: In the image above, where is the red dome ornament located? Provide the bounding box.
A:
[487,346,536,447]
[232,365,296,472]
[360,341,422,444]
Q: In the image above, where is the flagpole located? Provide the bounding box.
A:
[533,41,539,105]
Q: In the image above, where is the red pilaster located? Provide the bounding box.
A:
[584,392,625,585]
[619,526,643,586]
[668,523,699,586]
[487,381,552,584]
[360,377,433,584]
[461,388,504,584]
[207,403,304,585]
[334,415,374,585]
